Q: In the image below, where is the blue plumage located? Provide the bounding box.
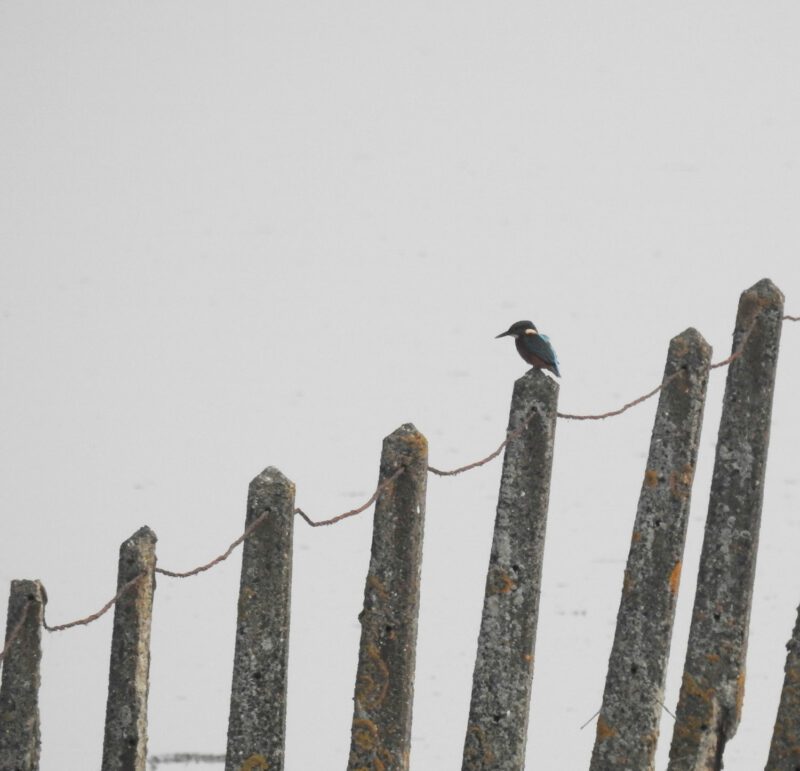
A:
[496,320,560,377]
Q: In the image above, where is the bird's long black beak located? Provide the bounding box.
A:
[495,330,511,339]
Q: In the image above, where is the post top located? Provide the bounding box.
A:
[671,327,712,358]
[123,525,157,547]
[250,465,295,493]
[744,277,784,305]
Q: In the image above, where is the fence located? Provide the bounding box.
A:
[1,278,798,771]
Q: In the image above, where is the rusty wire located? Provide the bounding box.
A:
[430,310,797,473]
[155,511,273,578]
[43,573,146,633]
[12,312,798,638]
[295,467,404,527]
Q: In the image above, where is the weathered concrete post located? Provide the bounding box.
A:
[101,526,157,771]
[225,467,295,771]
[348,424,428,771]
[590,329,711,771]
[765,603,800,770]
[462,368,558,771]
[0,579,46,771]
[668,279,784,770]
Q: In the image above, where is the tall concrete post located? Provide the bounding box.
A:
[462,369,558,771]
[101,526,157,771]
[226,467,295,771]
[765,603,800,770]
[590,329,711,771]
[348,424,428,771]
[668,279,784,770]
[0,579,46,771]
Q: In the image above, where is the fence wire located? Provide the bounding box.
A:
[0,313,797,658]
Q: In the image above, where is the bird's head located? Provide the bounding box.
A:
[496,320,538,339]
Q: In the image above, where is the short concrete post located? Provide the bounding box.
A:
[668,279,784,770]
[225,467,295,771]
[765,603,800,770]
[0,580,46,771]
[590,329,711,771]
[462,369,558,771]
[348,424,428,771]
[101,526,157,771]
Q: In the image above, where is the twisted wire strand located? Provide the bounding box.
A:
[14,312,797,637]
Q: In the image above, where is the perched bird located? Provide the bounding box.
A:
[496,320,561,377]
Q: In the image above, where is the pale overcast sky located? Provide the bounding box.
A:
[2,3,800,769]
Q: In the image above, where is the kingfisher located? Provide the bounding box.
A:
[496,320,561,377]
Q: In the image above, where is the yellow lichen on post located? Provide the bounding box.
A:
[463,724,495,766]
[735,669,746,721]
[352,719,379,751]
[353,644,390,710]
[241,754,269,771]
[668,561,682,595]
[487,567,517,595]
[669,464,694,501]
[596,716,617,742]
[366,574,389,602]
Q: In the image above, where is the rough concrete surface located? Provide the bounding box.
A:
[462,369,558,771]
[590,328,711,771]
[348,424,428,771]
[225,467,295,771]
[0,579,46,771]
[668,279,784,771]
[101,526,157,771]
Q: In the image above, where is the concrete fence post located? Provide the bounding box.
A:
[668,279,784,770]
[0,579,46,771]
[590,328,711,771]
[101,526,158,771]
[225,466,295,771]
[462,368,558,771]
[348,423,428,771]
[765,603,800,770]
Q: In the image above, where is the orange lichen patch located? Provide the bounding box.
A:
[672,336,690,358]
[241,754,269,771]
[367,574,389,602]
[596,716,617,742]
[623,570,635,595]
[487,568,517,596]
[355,644,390,709]
[668,561,682,595]
[631,530,642,543]
[669,464,695,501]
[735,669,746,720]
[400,431,429,454]
[705,653,720,665]
[522,653,533,663]
[682,672,714,701]
[672,674,720,742]
[352,718,379,751]
[644,469,659,488]
[377,747,398,770]
[463,725,495,765]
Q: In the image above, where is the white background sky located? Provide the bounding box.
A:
[2,3,799,769]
